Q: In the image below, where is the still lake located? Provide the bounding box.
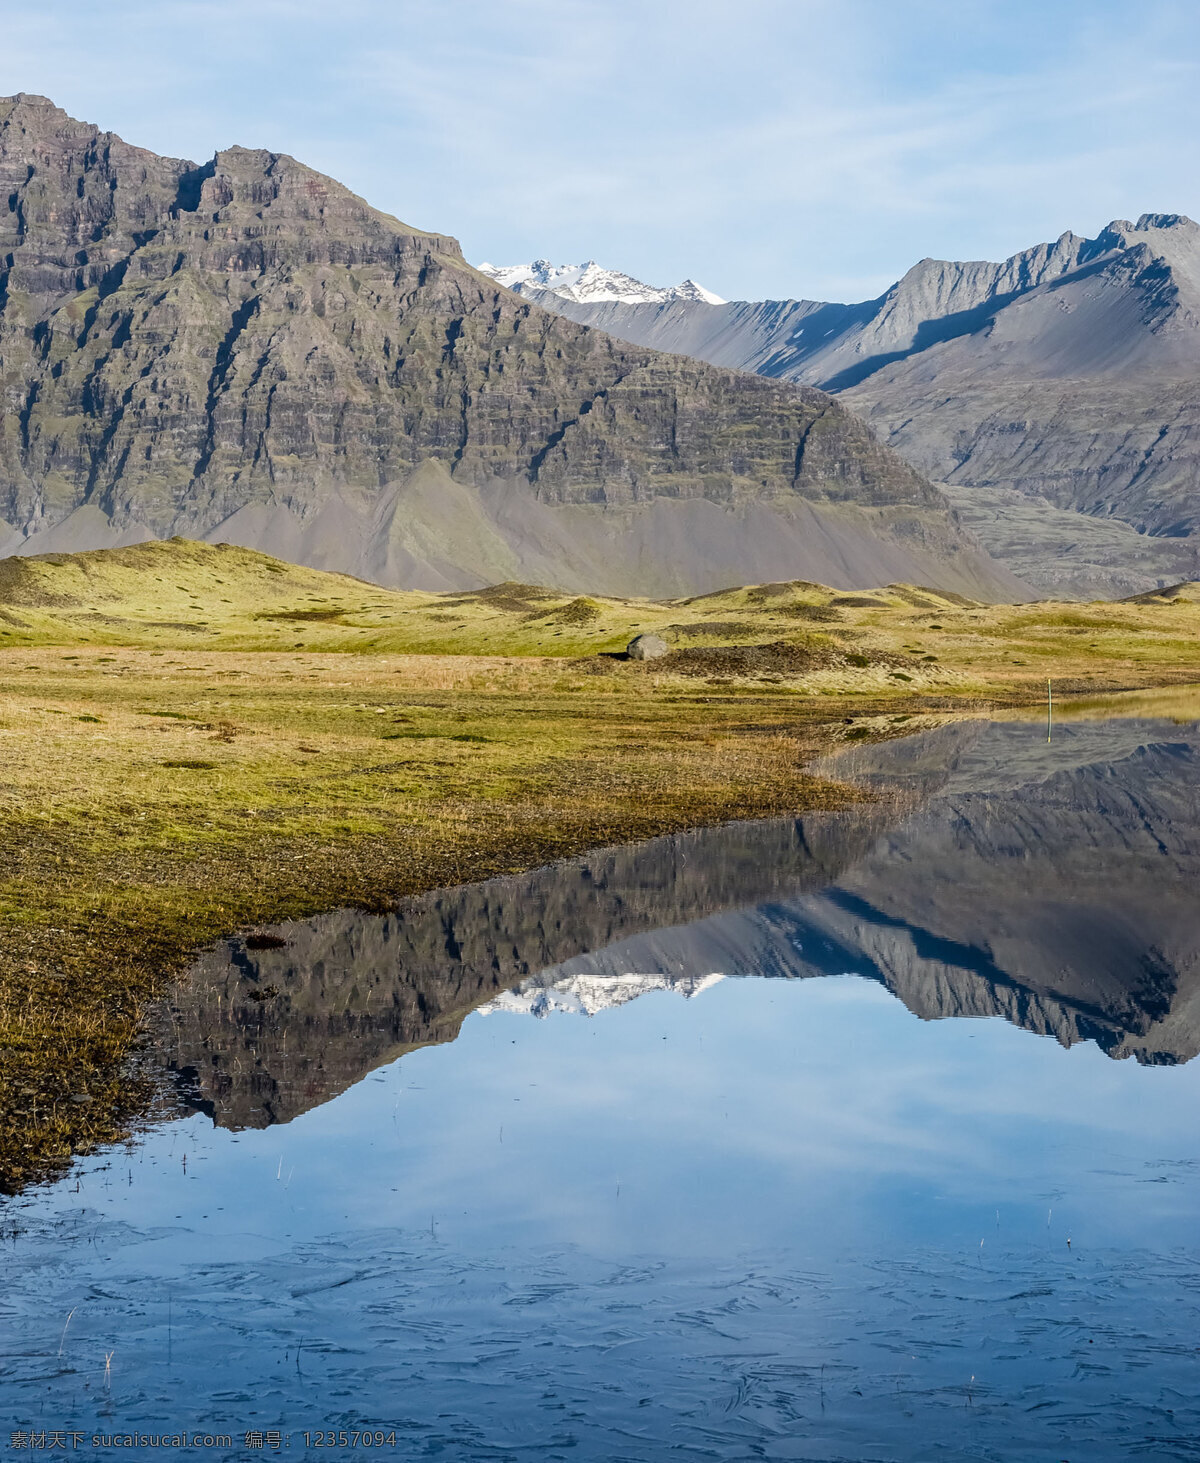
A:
[2,716,1198,1461]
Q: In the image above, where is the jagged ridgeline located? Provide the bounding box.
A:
[0,95,1019,599]
[526,215,1200,597]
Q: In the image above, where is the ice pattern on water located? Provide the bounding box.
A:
[2,1214,1198,1462]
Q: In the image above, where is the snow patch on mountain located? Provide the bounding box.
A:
[477,258,725,306]
[480,970,725,1019]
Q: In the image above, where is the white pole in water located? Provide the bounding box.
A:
[1047,678,1052,742]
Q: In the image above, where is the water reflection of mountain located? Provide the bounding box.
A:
[159,749,939,1130]
[162,719,1200,1129]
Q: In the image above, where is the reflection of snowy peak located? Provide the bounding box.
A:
[476,258,725,306]
[481,971,725,1019]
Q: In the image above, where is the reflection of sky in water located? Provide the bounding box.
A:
[4,975,1198,1459]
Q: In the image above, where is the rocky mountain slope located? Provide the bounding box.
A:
[526,217,1200,597]
[161,718,1200,1129]
[0,94,1015,599]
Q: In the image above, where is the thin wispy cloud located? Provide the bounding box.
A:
[2,0,1197,299]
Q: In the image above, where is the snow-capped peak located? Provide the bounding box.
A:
[479,970,725,1019]
[476,258,725,306]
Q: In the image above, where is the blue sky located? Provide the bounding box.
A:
[4,0,1198,301]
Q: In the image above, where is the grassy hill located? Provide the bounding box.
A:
[4,538,1200,696]
[0,537,970,659]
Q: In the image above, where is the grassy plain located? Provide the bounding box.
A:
[6,538,1200,690]
[4,538,1200,1189]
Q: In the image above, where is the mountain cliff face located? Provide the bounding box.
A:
[0,95,1015,599]
[527,216,1200,597]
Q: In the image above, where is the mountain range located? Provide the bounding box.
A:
[9,91,1197,603]
[0,94,1016,600]
[507,217,1200,597]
